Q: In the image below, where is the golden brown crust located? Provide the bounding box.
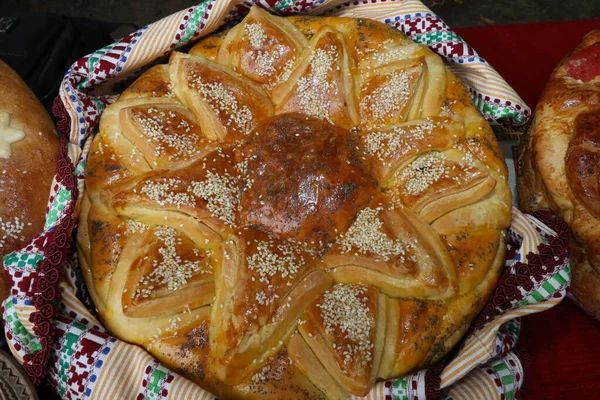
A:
[379,298,446,378]
[298,284,385,396]
[270,25,359,129]
[218,7,308,90]
[517,30,600,318]
[565,110,600,219]
[323,193,458,300]
[79,13,511,399]
[170,52,274,142]
[120,65,174,100]
[238,113,377,247]
[0,60,59,301]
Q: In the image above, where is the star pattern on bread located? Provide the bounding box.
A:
[79,8,512,399]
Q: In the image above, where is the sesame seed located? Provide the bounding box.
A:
[364,120,436,161]
[440,104,452,116]
[373,46,410,65]
[247,240,304,285]
[255,291,267,305]
[0,216,25,249]
[189,170,238,225]
[340,207,417,262]
[295,46,338,123]
[141,178,195,208]
[267,58,296,90]
[361,70,413,125]
[251,364,272,384]
[132,227,210,298]
[245,23,267,50]
[396,151,448,196]
[125,219,148,234]
[317,284,374,367]
[187,73,255,135]
[164,316,182,334]
[132,108,200,160]
[394,148,480,197]
[139,168,238,225]
[243,22,280,78]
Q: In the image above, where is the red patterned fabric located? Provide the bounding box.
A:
[471,210,570,332]
[456,19,600,400]
[52,96,71,136]
[18,134,79,385]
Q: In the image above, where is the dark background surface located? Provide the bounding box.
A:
[2,0,600,28]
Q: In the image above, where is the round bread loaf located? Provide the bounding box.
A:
[0,60,59,303]
[518,30,600,320]
[78,8,512,399]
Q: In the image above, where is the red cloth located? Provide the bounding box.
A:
[455,20,600,400]
[455,20,600,108]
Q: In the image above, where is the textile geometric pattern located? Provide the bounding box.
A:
[494,318,521,359]
[3,300,42,358]
[2,134,78,385]
[45,186,72,230]
[439,209,571,391]
[4,296,36,337]
[471,210,571,331]
[2,1,563,399]
[385,369,428,400]
[442,351,524,400]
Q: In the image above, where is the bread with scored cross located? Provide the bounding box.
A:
[0,60,59,304]
[518,30,600,321]
[78,8,512,399]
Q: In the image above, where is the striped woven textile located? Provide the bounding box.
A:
[37,207,567,400]
[2,1,566,399]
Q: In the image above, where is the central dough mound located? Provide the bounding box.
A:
[238,113,377,247]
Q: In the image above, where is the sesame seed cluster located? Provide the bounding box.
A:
[132,226,211,299]
[360,71,412,123]
[363,119,437,167]
[398,151,450,196]
[245,23,277,78]
[317,284,374,367]
[246,238,306,309]
[133,107,201,159]
[295,47,339,123]
[247,240,304,285]
[0,216,27,249]
[188,75,256,136]
[340,207,417,263]
[80,9,510,399]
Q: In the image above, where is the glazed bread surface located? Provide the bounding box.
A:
[79,8,512,399]
[0,60,59,302]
